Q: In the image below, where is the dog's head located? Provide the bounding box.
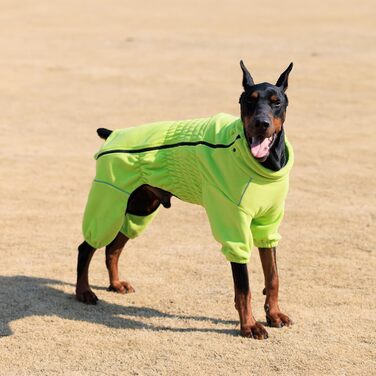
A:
[239,61,293,162]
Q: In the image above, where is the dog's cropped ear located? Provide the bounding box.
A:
[276,62,293,91]
[240,60,255,89]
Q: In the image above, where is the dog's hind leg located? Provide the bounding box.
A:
[103,186,163,295]
[76,241,98,304]
[105,232,135,294]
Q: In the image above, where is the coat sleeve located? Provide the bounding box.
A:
[251,204,284,248]
[82,180,129,249]
[202,183,253,264]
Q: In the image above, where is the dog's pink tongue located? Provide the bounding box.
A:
[251,137,270,158]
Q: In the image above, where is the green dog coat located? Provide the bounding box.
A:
[82,113,294,263]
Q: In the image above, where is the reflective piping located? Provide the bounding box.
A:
[237,177,253,206]
[96,135,241,159]
[93,179,131,195]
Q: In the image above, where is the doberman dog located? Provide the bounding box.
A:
[76,61,294,339]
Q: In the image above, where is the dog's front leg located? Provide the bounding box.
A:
[231,262,268,339]
[258,247,293,327]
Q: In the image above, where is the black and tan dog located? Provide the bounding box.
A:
[76,61,294,339]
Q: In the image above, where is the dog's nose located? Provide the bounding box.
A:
[254,119,271,130]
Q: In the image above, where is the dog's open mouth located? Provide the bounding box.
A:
[249,133,276,160]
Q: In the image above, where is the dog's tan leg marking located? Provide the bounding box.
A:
[105,232,135,294]
[231,263,269,339]
[234,289,269,339]
[259,247,293,327]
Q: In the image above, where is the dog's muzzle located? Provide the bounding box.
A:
[248,133,276,160]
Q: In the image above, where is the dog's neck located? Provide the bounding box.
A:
[260,128,287,171]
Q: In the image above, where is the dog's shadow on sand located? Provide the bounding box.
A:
[0,276,239,337]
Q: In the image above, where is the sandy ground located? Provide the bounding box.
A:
[0,0,375,375]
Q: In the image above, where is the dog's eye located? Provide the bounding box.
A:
[272,100,281,107]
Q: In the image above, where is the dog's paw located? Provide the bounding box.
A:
[108,281,135,294]
[241,322,269,340]
[76,289,98,305]
[265,309,293,328]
